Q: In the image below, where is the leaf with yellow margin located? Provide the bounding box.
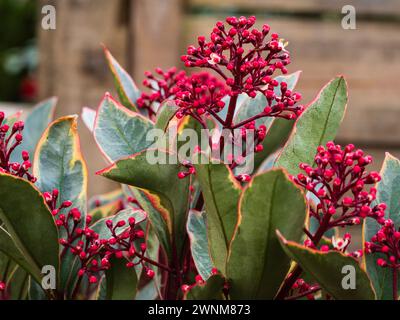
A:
[33,115,88,294]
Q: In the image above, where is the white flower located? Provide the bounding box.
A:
[208,53,221,65]
[331,236,349,251]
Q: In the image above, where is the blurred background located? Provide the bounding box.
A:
[0,0,399,196]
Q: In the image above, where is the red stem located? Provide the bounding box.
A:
[224,94,239,129]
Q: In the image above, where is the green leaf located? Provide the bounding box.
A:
[94,94,154,162]
[364,153,400,299]
[136,281,158,300]
[184,275,225,300]
[81,106,96,133]
[34,115,87,214]
[7,266,29,299]
[233,92,273,128]
[98,150,190,259]
[0,227,34,281]
[155,100,179,132]
[11,97,56,163]
[33,115,87,293]
[4,110,22,133]
[29,278,47,300]
[256,150,280,173]
[187,210,213,281]
[0,174,59,297]
[105,257,138,300]
[91,208,147,239]
[250,72,301,172]
[90,94,173,257]
[124,185,172,258]
[103,46,140,112]
[193,156,242,275]
[0,254,29,300]
[275,76,347,176]
[227,169,307,299]
[277,231,376,300]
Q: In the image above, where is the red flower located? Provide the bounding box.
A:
[180,16,303,121]
[175,72,227,119]
[137,67,187,117]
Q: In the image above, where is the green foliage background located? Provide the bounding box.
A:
[0,0,36,102]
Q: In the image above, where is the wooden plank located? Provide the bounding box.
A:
[38,0,125,196]
[184,15,400,146]
[129,0,184,83]
[189,0,400,16]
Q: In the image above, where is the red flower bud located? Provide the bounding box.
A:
[89,276,98,284]
[146,269,155,279]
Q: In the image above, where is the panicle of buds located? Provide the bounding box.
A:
[180,16,303,120]
[293,142,386,238]
[137,67,188,116]
[54,192,152,283]
[365,220,400,270]
[175,72,227,119]
[0,113,36,182]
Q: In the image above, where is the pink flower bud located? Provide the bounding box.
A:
[146,269,155,279]
[15,133,23,142]
[62,200,72,208]
[117,220,126,228]
[377,258,387,267]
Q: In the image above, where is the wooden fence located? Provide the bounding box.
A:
[37,0,400,195]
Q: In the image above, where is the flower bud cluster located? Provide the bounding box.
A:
[48,189,153,284]
[137,67,187,116]
[180,16,303,120]
[175,72,227,119]
[0,112,36,182]
[293,142,385,231]
[365,219,400,269]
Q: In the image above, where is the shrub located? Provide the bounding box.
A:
[0,16,398,301]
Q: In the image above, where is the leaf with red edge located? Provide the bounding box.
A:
[103,46,140,112]
[277,231,376,300]
[98,150,190,260]
[227,169,307,299]
[193,154,242,276]
[81,106,96,133]
[11,97,56,163]
[364,153,400,300]
[93,93,154,163]
[0,173,59,298]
